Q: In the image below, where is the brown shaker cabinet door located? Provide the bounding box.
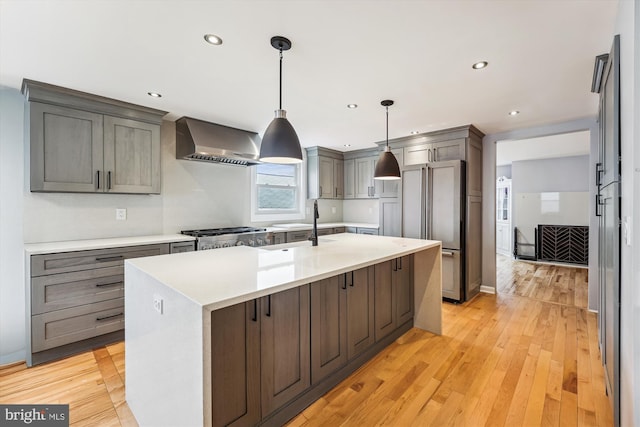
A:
[374,260,396,341]
[210,301,260,427]
[261,285,310,416]
[310,275,348,383]
[347,266,375,359]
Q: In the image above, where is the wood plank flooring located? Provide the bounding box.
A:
[0,258,611,426]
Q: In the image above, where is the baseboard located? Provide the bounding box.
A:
[480,285,496,294]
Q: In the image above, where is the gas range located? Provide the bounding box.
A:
[181,227,271,250]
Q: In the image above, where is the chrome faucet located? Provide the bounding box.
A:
[309,199,319,246]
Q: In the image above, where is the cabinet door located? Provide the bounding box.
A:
[355,158,374,198]
[287,230,311,243]
[310,275,347,383]
[29,103,104,193]
[103,116,160,194]
[404,143,431,165]
[442,250,462,300]
[431,138,465,162]
[395,255,414,326]
[318,157,334,199]
[380,198,401,237]
[343,159,355,199]
[334,159,344,199]
[466,195,482,300]
[261,285,310,416]
[211,301,260,427]
[466,137,483,197]
[374,260,396,341]
[347,267,375,359]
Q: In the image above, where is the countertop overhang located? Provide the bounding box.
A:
[125,233,440,311]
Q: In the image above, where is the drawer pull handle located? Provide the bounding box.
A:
[95,255,124,262]
[95,281,123,288]
[96,313,123,321]
[442,251,454,257]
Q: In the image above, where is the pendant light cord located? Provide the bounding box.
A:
[386,106,389,148]
[279,49,283,110]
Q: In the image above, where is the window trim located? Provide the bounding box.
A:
[250,160,306,222]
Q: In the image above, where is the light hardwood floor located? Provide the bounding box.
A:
[0,258,612,426]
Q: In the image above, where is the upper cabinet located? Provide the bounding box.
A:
[306,147,344,199]
[23,80,166,194]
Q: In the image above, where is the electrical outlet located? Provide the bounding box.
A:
[331,206,336,214]
[153,295,163,314]
[116,208,127,221]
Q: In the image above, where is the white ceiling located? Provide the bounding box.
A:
[496,130,591,166]
[0,0,618,152]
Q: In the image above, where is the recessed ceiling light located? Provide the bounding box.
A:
[410,131,420,135]
[344,144,351,147]
[347,104,358,109]
[147,92,162,98]
[509,110,520,116]
[472,61,488,70]
[204,34,223,45]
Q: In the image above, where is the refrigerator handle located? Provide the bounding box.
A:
[595,194,602,217]
[595,162,603,187]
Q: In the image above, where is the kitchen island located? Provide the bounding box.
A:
[125,233,442,426]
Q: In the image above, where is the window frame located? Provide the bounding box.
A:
[250,159,306,222]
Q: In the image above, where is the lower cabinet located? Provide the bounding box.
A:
[310,266,375,384]
[210,286,311,426]
[210,260,411,426]
[374,255,414,341]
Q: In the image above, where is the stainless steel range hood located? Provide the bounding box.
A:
[175,116,261,166]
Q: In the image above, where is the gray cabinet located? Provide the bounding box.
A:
[374,256,413,342]
[306,147,344,199]
[28,242,177,365]
[210,301,261,427]
[23,79,165,195]
[380,198,401,237]
[343,159,355,199]
[375,148,403,198]
[355,157,377,198]
[310,275,348,383]
[169,241,196,253]
[346,267,375,359]
[403,138,465,165]
[357,227,378,235]
[271,232,286,245]
[466,195,482,300]
[261,285,310,416]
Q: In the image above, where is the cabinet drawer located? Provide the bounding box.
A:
[357,228,378,235]
[32,298,124,352]
[31,244,170,276]
[287,231,312,242]
[333,227,346,233]
[31,266,123,315]
[170,241,195,253]
[317,228,334,236]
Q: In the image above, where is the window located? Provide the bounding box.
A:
[251,162,305,222]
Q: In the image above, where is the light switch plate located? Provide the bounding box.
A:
[331,206,336,214]
[623,216,632,246]
[116,208,127,220]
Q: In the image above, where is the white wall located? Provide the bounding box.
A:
[0,87,26,363]
[511,155,589,193]
[615,0,639,425]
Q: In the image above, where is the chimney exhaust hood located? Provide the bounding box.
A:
[175,116,262,166]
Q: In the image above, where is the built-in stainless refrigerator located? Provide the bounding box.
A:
[401,160,466,301]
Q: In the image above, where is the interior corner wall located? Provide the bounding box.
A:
[0,87,26,364]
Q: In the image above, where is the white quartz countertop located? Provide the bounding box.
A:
[268,222,379,232]
[126,233,440,311]
[24,234,195,255]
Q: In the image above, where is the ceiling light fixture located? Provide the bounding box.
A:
[203,34,223,45]
[509,110,520,116]
[147,92,162,98]
[259,36,303,164]
[347,104,358,109]
[344,144,352,147]
[410,131,420,135]
[373,100,401,180]
[472,61,488,69]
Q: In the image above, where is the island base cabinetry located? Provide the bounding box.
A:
[210,259,413,427]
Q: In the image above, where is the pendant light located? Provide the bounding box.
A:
[259,36,303,164]
[373,100,401,180]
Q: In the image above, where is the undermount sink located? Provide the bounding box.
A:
[261,238,335,251]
